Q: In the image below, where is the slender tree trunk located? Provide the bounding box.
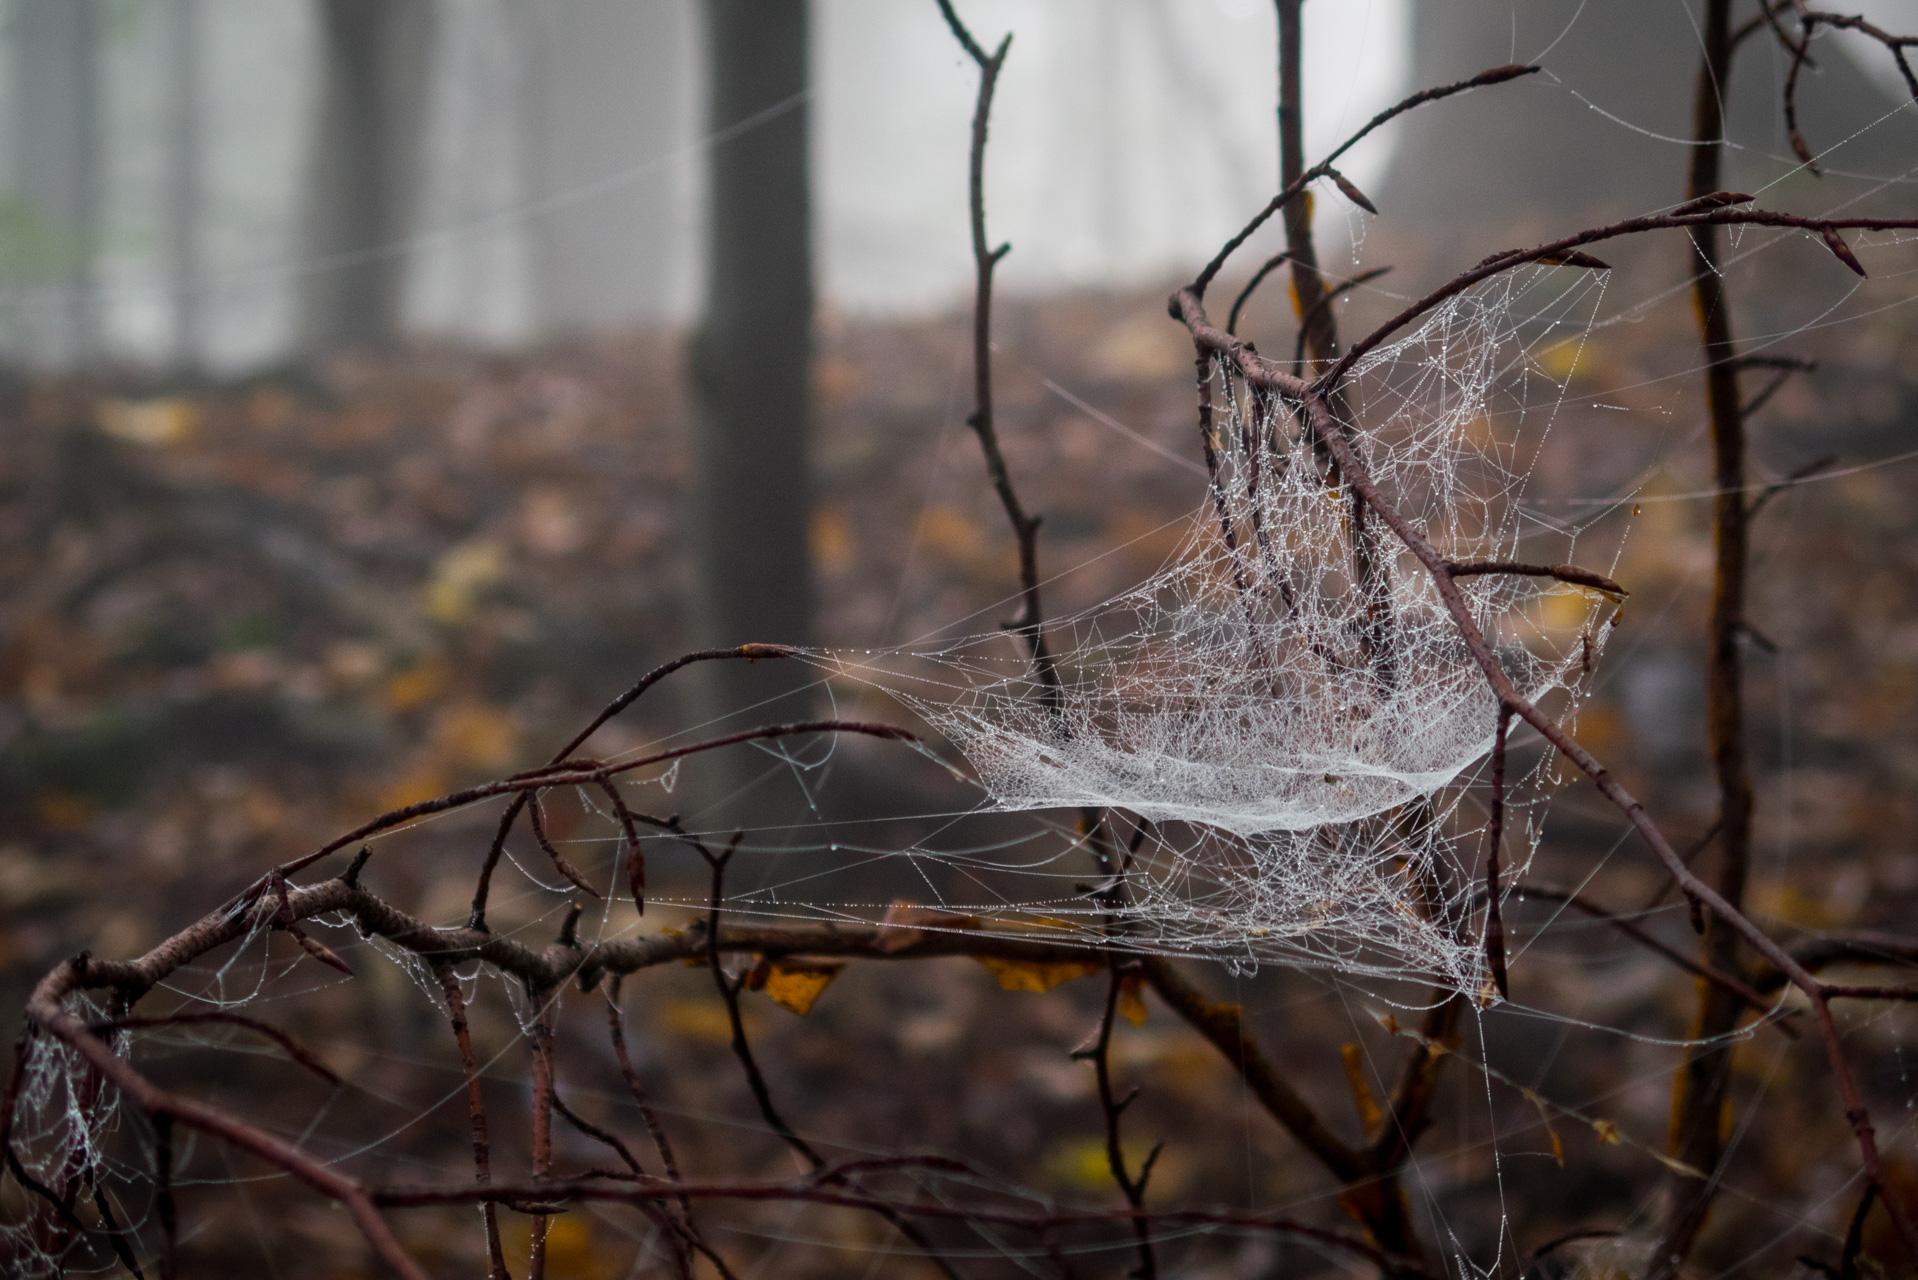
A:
[299,0,436,354]
[1275,0,1332,372]
[13,0,102,369]
[165,0,204,373]
[1655,2,1751,1273]
[689,1,813,730]
[1379,0,1911,279]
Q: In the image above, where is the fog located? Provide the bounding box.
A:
[0,0,1409,369]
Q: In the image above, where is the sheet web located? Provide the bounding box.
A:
[0,261,1663,1280]
[826,265,1620,991]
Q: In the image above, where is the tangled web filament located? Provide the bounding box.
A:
[844,271,1618,988]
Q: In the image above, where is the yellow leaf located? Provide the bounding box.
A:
[1521,1089,1565,1167]
[810,507,853,575]
[423,539,506,625]
[378,766,447,813]
[658,1000,733,1042]
[918,506,986,559]
[759,959,846,1016]
[98,396,196,446]
[1339,1043,1383,1137]
[382,660,448,712]
[976,956,1100,993]
[1592,1118,1620,1145]
[433,702,519,771]
[1117,973,1149,1027]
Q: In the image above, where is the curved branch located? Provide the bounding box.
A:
[1169,282,1918,1263]
[26,960,430,1280]
[1443,561,1626,597]
[366,1175,1426,1277]
[1321,207,1918,391]
[1190,64,1538,299]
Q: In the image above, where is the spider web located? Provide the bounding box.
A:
[821,265,1619,991]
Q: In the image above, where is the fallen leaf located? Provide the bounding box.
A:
[1118,972,1149,1027]
[1339,1043,1384,1137]
[759,958,846,1016]
[976,956,1100,993]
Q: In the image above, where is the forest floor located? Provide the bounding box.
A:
[3,263,1918,1277]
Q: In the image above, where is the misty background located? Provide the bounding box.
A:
[0,0,1422,371]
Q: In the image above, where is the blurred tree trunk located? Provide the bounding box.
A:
[165,0,204,373]
[13,0,101,369]
[1380,0,1913,281]
[299,0,436,354]
[689,1,813,729]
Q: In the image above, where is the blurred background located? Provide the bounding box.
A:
[0,0,1407,368]
[6,1,1918,1275]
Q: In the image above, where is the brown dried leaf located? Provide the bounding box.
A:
[974,956,1100,993]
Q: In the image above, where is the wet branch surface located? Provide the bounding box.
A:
[11,6,1918,1278]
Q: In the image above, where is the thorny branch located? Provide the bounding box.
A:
[467,644,798,931]
[12,8,1918,1280]
[1170,268,1918,1264]
[1190,62,1538,303]
[433,963,509,1280]
[1657,8,1758,1267]
[936,0,1058,706]
[693,828,964,1280]
[365,1172,1427,1275]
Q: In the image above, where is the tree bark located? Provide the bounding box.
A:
[13,0,102,369]
[299,0,436,354]
[689,1,814,732]
[1654,3,1752,1273]
[1379,0,1914,281]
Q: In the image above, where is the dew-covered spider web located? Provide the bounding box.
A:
[818,265,1622,992]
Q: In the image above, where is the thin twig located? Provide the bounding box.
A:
[1444,561,1625,596]
[466,646,797,931]
[1319,207,1918,395]
[1084,963,1158,1280]
[1190,64,1538,299]
[696,832,963,1279]
[1169,282,1918,1266]
[1484,705,1512,1000]
[89,1012,344,1088]
[365,1176,1426,1276]
[1513,886,1792,1030]
[434,962,509,1280]
[936,0,1057,705]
